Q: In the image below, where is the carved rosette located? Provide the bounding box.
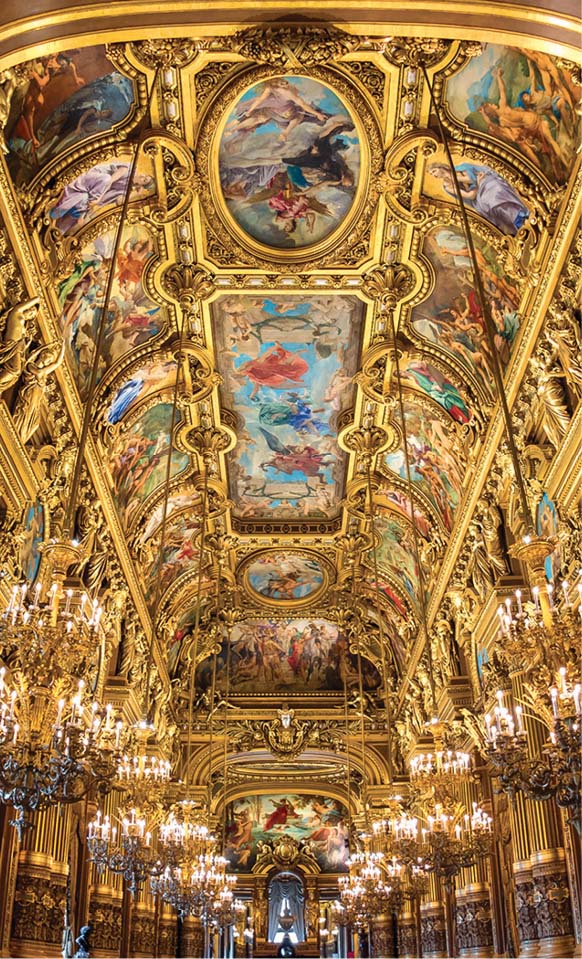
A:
[420,901,447,958]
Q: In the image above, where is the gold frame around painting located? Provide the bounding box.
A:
[198,63,379,266]
[239,547,333,608]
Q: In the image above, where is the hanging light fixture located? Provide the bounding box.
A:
[420,63,581,825]
[0,96,162,832]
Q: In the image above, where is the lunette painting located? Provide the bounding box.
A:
[410,224,521,393]
[218,75,360,249]
[194,619,382,695]
[4,46,134,183]
[445,44,580,183]
[49,157,156,236]
[211,294,362,519]
[225,794,349,873]
[58,224,166,396]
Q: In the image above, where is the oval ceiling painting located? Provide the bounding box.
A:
[243,550,326,604]
[218,75,361,251]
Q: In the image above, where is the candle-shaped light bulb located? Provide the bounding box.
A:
[559,667,567,695]
[516,589,523,615]
[550,686,559,718]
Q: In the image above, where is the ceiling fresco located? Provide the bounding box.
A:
[194,619,382,696]
[217,75,362,251]
[0,25,579,808]
[211,293,363,519]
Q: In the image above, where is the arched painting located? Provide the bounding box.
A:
[218,75,361,250]
[410,225,521,393]
[4,46,134,184]
[225,794,349,873]
[423,151,529,236]
[19,500,44,582]
[244,551,324,603]
[194,619,382,695]
[108,402,189,529]
[58,224,166,396]
[384,399,465,533]
[49,158,156,236]
[444,44,580,184]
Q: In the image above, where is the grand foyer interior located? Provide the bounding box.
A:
[0,2,580,957]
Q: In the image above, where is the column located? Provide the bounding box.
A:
[532,848,575,958]
[397,907,418,958]
[87,876,123,957]
[455,883,495,959]
[370,911,394,958]
[182,916,204,958]
[9,805,71,958]
[420,901,447,959]
[0,805,19,958]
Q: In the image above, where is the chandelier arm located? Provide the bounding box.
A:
[387,307,437,717]
[63,69,160,538]
[365,461,394,782]
[419,63,534,536]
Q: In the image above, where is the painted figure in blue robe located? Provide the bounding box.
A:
[428,161,529,235]
[258,394,328,434]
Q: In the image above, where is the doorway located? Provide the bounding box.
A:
[267,871,306,944]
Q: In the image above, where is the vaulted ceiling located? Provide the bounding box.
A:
[0,13,580,824]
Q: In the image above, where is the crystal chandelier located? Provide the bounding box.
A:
[0,559,125,837]
[409,721,472,803]
[336,851,393,928]
[485,672,581,831]
[87,725,172,893]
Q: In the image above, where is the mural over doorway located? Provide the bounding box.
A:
[225,794,349,873]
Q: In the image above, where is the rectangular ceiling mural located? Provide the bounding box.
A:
[211,294,363,519]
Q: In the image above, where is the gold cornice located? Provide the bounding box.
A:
[0,5,580,67]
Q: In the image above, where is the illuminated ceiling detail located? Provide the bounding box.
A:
[0,27,578,728]
[211,293,363,520]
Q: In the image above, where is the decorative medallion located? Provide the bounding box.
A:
[241,550,328,605]
[216,75,362,253]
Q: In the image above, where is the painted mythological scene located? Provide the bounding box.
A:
[398,356,472,425]
[139,509,200,606]
[384,399,465,533]
[4,46,134,183]
[58,224,166,395]
[218,76,360,249]
[105,359,177,425]
[19,501,44,583]
[374,512,423,609]
[411,225,521,393]
[108,402,189,529]
[445,44,580,183]
[194,619,382,695]
[423,151,530,235]
[49,158,156,235]
[225,794,349,873]
[246,553,324,602]
[212,295,362,518]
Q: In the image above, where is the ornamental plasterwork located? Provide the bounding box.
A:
[0,25,579,793]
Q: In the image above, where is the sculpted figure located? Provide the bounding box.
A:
[0,298,38,395]
[13,338,65,444]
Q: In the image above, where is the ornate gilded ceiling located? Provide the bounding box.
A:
[0,23,580,757]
